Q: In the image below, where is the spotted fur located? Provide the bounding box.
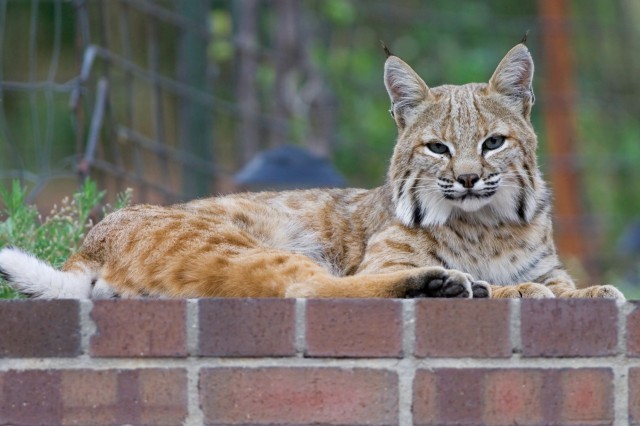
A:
[0,43,624,300]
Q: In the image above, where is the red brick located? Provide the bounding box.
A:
[61,369,188,425]
[412,369,437,423]
[0,370,63,425]
[199,367,398,425]
[414,369,484,424]
[90,299,187,357]
[414,299,511,358]
[413,368,613,425]
[0,369,188,425]
[626,302,640,356]
[198,298,295,357]
[560,369,613,423]
[521,299,618,357]
[305,299,403,358]
[61,369,119,424]
[630,368,640,424]
[0,300,80,357]
[483,369,543,424]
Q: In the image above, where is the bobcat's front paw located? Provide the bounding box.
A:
[559,285,625,300]
[403,267,474,299]
[491,283,555,299]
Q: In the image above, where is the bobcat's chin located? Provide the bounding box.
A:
[449,194,494,213]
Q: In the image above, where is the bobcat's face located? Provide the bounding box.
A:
[384,44,541,227]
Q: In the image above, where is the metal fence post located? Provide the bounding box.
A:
[538,0,592,278]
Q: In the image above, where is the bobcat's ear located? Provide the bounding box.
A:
[384,56,430,129]
[489,44,535,114]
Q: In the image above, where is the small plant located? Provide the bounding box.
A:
[0,180,131,299]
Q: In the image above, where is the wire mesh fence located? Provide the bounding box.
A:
[1,0,336,204]
[2,0,640,291]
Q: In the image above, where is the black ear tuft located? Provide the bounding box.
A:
[380,40,393,58]
[520,30,529,45]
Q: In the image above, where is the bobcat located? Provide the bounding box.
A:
[0,42,624,300]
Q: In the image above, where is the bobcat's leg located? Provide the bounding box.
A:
[98,247,474,299]
[209,249,480,298]
[352,238,490,299]
[286,266,483,298]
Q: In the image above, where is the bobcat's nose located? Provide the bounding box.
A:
[456,173,480,189]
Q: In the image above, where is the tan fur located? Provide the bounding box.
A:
[11,43,625,300]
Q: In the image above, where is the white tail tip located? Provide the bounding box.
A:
[0,247,92,299]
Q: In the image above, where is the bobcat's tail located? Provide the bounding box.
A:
[0,246,94,299]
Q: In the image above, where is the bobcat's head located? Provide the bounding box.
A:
[385,43,544,227]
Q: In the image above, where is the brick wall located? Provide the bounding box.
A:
[0,298,637,425]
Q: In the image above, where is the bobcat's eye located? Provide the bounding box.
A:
[426,142,450,155]
[483,136,506,151]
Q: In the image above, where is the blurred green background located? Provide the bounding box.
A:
[1,0,640,297]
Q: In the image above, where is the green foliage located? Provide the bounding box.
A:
[113,187,134,212]
[0,180,131,299]
[209,10,233,62]
[322,0,356,26]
